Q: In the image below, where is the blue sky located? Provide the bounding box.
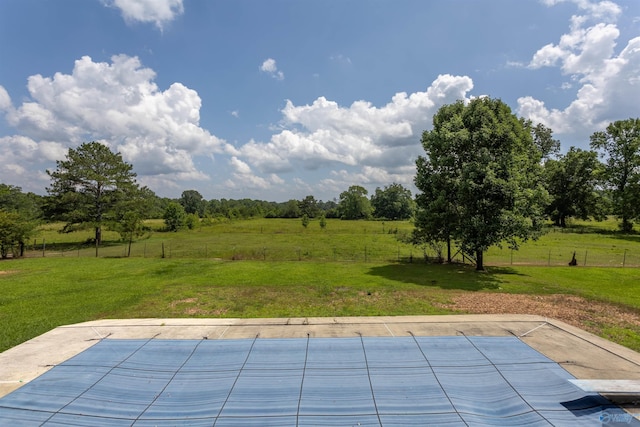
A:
[1,0,639,202]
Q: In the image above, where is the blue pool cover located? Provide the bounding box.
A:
[0,336,637,426]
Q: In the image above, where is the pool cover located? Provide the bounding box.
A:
[0,335,637,426]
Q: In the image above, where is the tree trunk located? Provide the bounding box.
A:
[95,226,102,245]
[95,226,101,258]
[446,235,452,263]
[560,216,566,228]
[475,249,484,271]
[128,234,132,257]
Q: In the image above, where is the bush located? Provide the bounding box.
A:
[185,213,200,230]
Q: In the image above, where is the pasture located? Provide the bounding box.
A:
[1,218,639,353]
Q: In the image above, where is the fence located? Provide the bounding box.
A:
[17,238,640,267]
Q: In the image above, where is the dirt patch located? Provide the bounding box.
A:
[440,293,640,336]
[170,298,198,307]
[0,270,17,276]
[170,298,228,316]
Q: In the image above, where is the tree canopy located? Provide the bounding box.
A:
[298,195,320,218]
[46,141,139,245]
[415,98,548,270]
[544,147,606,227]
[338,185,372,220]
[590,118,640,232]
[0,184,39,258]
[180,190,206,216]
[371,183,415,220]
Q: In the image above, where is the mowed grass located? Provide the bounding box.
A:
[0,257,465,352]
[2,217,640,353]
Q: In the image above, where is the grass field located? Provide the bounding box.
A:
[1,218,640,353]
[22,217,640,267]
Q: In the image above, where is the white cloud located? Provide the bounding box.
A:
[540,0,621,22]
[330,54,352,65]
[230,156,252,175]
[221,155,286,192]
[103,0,184,29]
[231,110,239,118]
[228,74,473,198]
[259,58,284,80]
[2,55,231,187]
[0,86,12,112]
[240,74,473,179]
[0,135,67,191]
[518,0,640,141]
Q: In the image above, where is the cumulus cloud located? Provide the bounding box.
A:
[0,86,12,112]
[540,0,621,22]
[224,156,283,191]
[260,58,284,80]
[518,0,639,140]
[103,0,184,29]
[1,55,231,189]
[239,74,474,187]
[0,135,67,191]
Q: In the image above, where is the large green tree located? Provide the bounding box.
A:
[0,184,39,258]
[298,195,320,218]
[46,142,139,245]
[414,102,462,262]
[180,190,206,216]
[0,211,36,258]
[590,118,640,233]
[544,147,606,227]
[415,98,548,270]
[371,183,415,220]
[338,185,372,220]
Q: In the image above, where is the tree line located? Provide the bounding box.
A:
[1,104,639,263]
[0,140,414,257]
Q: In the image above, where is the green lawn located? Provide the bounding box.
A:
[2,217,639,353]
[2,256,640,353]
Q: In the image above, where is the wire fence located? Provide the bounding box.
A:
[16,239,640,267]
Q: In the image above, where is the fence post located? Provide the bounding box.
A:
[42,239,46,257]
[548,250,551,266]
[623,249,627,268]
[583,250,587,267]
[162,242,165,258]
